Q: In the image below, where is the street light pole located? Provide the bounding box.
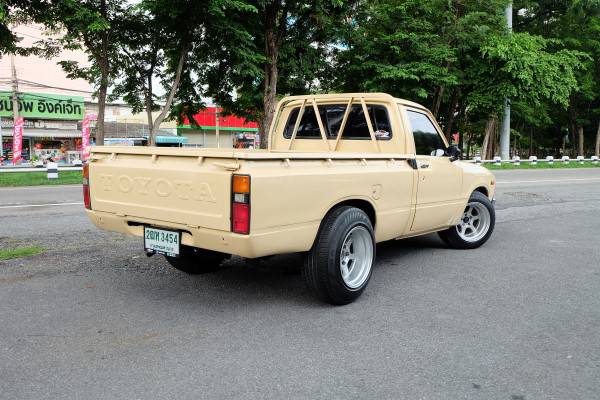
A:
[499,2,512,160]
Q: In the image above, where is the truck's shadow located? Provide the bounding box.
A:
[123,234,448,307]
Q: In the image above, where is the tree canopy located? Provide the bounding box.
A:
[3,0,600,155]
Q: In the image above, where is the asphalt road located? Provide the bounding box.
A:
[1,168,599,400]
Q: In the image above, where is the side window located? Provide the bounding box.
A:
[406,110,446,155]
[284,104,392,140]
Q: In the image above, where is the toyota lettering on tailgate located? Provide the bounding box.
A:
[98,174,216,202]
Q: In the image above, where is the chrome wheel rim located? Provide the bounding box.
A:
[340,226,373,289]
[456,202,491,243]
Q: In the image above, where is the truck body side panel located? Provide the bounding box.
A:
[245,159,414,244]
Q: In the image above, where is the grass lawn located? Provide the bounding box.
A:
[0,245,45,261]
[483,161,600,170]
[0,171,82,187]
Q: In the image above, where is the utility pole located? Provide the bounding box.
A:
[215,107,220,149]
[11,53,19,126]
[499,2,512,160]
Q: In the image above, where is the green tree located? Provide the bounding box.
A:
[109,0,242,145]
[336,0,511,142]
[335,0,583,159]
[514,0,600,156]
[204,0,349,148]
[20,0,127,145]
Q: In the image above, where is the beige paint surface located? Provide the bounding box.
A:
[86,93,495,258]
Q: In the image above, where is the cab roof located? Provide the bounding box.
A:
[278,93,429,112]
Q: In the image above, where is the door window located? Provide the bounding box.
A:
[406,110,446,155]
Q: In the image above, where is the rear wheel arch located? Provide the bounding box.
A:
[323,199,377,230]
[303,205,376,304]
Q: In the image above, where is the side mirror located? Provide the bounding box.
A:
[445,145,461,161]
[431,148,445,157]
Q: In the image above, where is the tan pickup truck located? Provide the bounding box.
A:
[84,93,496,304]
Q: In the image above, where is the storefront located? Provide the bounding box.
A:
[178,107,259,148]
[104,135,187,147]
[0,92,85,164]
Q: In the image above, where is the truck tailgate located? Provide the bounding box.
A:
[89,151,232,232]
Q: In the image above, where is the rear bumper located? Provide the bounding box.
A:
[86,210,318,258]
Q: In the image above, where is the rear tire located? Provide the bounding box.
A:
[438,191,495,249]
[165,246,229,274]
[303,206,376,305]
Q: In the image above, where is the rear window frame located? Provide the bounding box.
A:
[283,103,394,141]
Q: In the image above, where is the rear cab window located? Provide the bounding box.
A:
[284,104,393,140]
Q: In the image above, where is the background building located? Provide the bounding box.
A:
[180,107,259,148]
[0,24,185,164]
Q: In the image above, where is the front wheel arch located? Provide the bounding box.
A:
[439,191,495,249]
[473,186,489,198]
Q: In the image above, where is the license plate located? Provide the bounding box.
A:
[144,226,180,257]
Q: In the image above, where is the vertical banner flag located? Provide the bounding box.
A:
[12,116,24,164]
[81,114,96,161]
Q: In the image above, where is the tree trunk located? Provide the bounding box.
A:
[481,115,497,160]
[260,56,278,149]
[444,90,459,141]
[258,2,289,150]
[149,45,189,146]
[529,128,533,157]
[431,86,444,118]
[578,126,584,156]
[595,120,600,157]
[94,0,109,146]
[259,26,279,150]
[466,131,473,159]
[145,74,155,146]
[96,72,107,146]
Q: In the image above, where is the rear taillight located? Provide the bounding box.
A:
[231,175,250,234]
[82,162,91,210]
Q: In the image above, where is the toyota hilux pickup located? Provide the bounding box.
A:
[84,93,496,304]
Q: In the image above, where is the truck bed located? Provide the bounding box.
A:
[87,145,418,258]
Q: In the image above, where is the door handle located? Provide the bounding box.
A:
[420,163,430,169]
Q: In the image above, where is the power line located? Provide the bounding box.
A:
[14,80,92,94]
[0,78,92,96]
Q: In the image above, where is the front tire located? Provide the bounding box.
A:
[165,246,229,274]
[303,206,376,305]
[438,191,495,249]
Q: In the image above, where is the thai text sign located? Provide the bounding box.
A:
[0,92,84,120]
[12,116,24,164]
